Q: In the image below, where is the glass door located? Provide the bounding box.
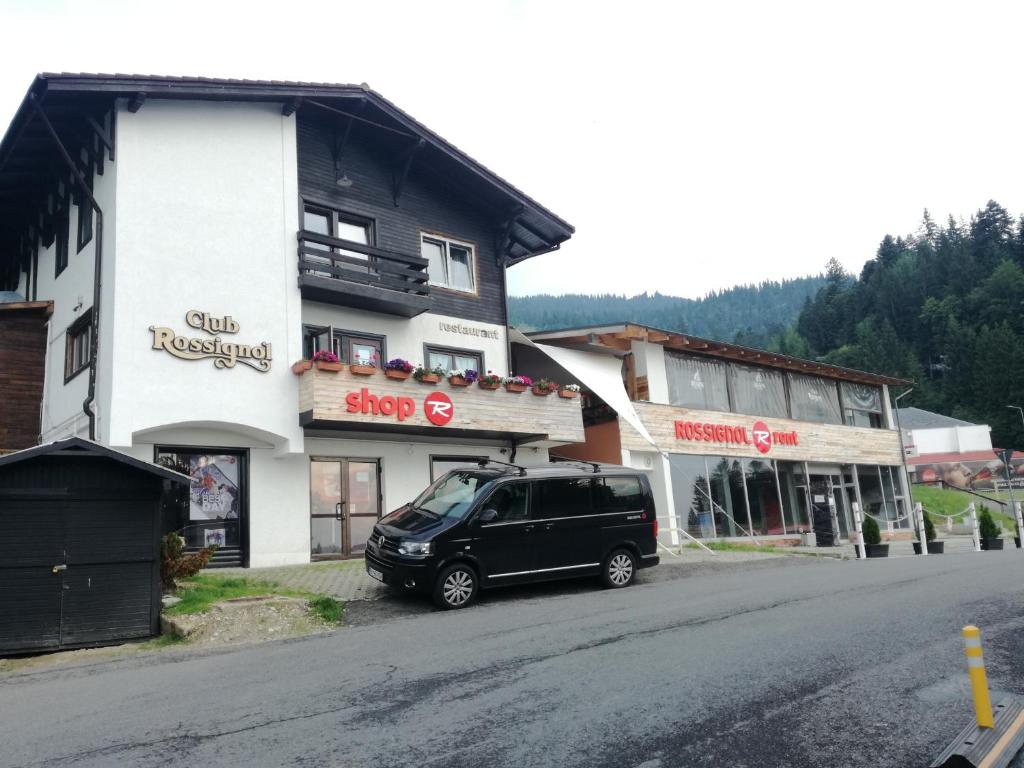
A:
[310,459,381,559]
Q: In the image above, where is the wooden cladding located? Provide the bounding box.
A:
[299,367,584,443]
[619,402,904,465]
[0,303,52,451]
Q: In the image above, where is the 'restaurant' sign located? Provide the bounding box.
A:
[345,388,455,426]
[673,419,798,454]
[150,311,272,372]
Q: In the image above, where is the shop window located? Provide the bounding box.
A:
[666,352,730,411]
[64,309,93,382]
[745,459,782,536]
[425,345,482,374]
[302,325,384,367]
[728,364,788,419]
[708,457,749,537]
[841,382,884,428]
[54,207,69,278]
[776,461,811,533]
[787,373,843,424]
[421,234,476,293]
[856,465,907,530]
[669,454,715,538]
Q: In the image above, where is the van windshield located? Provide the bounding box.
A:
[412,471,494,519]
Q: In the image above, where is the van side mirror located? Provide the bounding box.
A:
[478,509,499,524]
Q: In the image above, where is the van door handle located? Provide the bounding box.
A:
[52,564,67,574]
[522,525,535,532]
[543,523,555,530]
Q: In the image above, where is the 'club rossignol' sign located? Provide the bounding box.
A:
[673,419,798,454]
[150,311,272,372]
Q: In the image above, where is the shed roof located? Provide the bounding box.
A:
[0,437,189,483]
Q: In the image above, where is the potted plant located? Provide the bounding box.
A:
[448,369,479,387]
[504,374,532,393]
[1015,516,1021,549]
[532,378,558,396]
[413,364,445,384]
[312,349,344,371]
[291,359,313,375]
[862,515,888,558]
[913,513,944,554]
[384,358,414,380]
[559,383,581,399]
[478,371,502,390]
[350,352,379,376]
[978,506,1003,550]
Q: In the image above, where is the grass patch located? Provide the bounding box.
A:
[166,574,345,625]
[912,485,1016,532]
[686,541,782,553]
[139,634,189,650]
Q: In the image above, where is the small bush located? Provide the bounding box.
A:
[923,513,937,542]
[978,506,1001,540]
[161,533,217,591]
[862,515,881,545]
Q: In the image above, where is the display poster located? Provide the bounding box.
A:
[912,455,1024,491]
[189,454,241,521]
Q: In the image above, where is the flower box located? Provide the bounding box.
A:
[532,385,553,396]
[385,369,411,381]
[478,380,501,390]
[418,373,441,385]
[350,364,377,376]
[505,383,527,393]
[315,361,345,372]
[291,360,312,375]
[449,376,471,387]
[558,389,579,399]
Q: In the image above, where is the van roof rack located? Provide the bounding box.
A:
[548,455,602,474]
[477,458,527,476]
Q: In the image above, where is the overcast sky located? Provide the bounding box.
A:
[3,0,1023,298]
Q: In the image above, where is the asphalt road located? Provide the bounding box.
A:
[4,550,1024,768]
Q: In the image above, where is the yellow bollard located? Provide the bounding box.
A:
[963,625,995,729]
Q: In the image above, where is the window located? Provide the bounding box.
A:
[302,204,375,277]
[534,478,595,519]
[728,364,788,418]
[425,345,483,373]
[841,382,884,428]
[302,325,384,367]
[666,353,730,411]
[431,455,488,482]
[412,471,493,519]
[594,477,644,512]
[482,483,530,522]
[64,309,93,381]
[421,234,476,293]
[54,207,69,278]
[76,168,94,253]
[787,373,843,424]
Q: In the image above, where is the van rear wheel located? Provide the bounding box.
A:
[602,549,636,589]
[433,563,479,609]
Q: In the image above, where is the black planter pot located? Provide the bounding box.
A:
[981,538,1004,551]
[913,541,944,554]
[1016,536,1021,549]
[865,543,889,558]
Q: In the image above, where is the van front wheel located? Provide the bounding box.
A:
[433,563,479,609]
[602,549,636,589]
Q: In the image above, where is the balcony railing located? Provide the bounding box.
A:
[297,230,431,317]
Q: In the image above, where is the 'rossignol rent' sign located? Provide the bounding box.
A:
[673,419,798,454]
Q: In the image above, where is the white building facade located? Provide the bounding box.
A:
[0,75,580,567]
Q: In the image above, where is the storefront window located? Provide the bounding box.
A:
[841,382,884,428]
[729,364,788,419]
[787,373,843,424]
[856,465,907,531]
[742,459,782,535]
[708,457,749,537]
[666,353,730,411]
[156,449,245,565]
[669,454,714,538]
[777,461,810,532]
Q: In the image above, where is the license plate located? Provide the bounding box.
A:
[367,567,384,582]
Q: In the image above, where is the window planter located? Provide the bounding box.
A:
[315,360,345,372]
[531,386,554,396]
[385,369,412,381]
[448,376,471,387]
[291,360,312,375]
[349,364,378,376]
[558,389,579,399]
[417,374,441,385]
[478,380,501,390]
[505,383,527,393]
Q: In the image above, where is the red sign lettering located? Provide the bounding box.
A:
[346,388,416,422]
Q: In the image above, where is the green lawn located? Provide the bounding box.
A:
[686,541,783,554]
[911,485,1018,534]
[166,574,344,624]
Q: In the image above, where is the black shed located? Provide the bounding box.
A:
[0,438,188,654]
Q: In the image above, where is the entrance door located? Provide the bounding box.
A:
[310,459,381,559]
[809,476,835,546]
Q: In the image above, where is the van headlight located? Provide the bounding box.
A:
[398,541,432,556]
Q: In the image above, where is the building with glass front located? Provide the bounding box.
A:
[516,324,912,547]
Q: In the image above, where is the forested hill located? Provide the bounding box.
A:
[792,201,1024,449]
[508,276,826,347]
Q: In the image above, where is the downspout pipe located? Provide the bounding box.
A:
[28,93,104,441]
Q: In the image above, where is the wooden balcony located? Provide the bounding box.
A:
[298,367,585,445]
[297,230,431,317]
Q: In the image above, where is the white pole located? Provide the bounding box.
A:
[852,501,866,559]
[828,492,841,547]
[1014,501,1023,552]
[915,502,928,556]
[969,502,981,552]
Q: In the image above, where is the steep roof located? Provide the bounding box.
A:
[0,436,189,482]
[897,407,979,431]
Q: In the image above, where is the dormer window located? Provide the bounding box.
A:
[421,234,476,294]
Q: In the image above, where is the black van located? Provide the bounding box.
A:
[364,461,660,609]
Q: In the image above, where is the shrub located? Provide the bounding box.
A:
[161,533,217,591]
[862,515,881,545]
[978,506,1001,540]
[923,512,936,542]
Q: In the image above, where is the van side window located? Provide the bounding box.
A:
[483,483,530,522]
[596,477,644,512]
[535,478,594,519]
